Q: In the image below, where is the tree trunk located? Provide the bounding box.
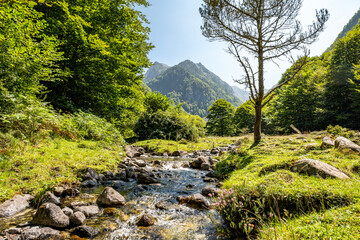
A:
[254,102,262,143]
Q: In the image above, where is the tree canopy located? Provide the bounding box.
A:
[206,99,235,136]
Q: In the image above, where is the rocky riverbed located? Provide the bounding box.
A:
[0,145,234,240]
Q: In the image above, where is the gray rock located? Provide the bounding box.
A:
[115,170,127,181]
[177,193,211,210]
[203,177,218,182]
[0,194,33,217]
[96,187,126,206]
[205,171,217,178]
[202,186,220,197]
[125,145,145,158]
[40,191,60,205]
[83,167,100,181]
[73,205,99,217]
[72,226,99,238]
[61,187,80,197]
[134,159,147,167]
[118,163,127,169]
[200,162,212,171]
[321,136,335,149]
[62,207,73,217]
[32,203,70,228]
[21,226,61,240]
[81,178,98,188]
[210,148,219,154]
[136,214,156,226]
[70,211,86,226]
[191,156,210,169]
[290,159,350,179]
[126,166,137,179]
[181,162,191,168]
[172,150,187,157]
[335,136,360,153]
[137,173,160,184]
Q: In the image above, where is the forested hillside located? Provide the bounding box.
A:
[145,60,241,117]
[265,17,360,133]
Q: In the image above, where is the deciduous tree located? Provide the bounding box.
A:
[200,0,329,142]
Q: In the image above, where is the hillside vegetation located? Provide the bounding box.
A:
[145,60,241,117]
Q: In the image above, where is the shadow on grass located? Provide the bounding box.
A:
[215,152,254,179]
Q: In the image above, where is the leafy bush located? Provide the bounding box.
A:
[134,109,205,141]
[0,93,124,143]
[60,112,124,143]
[144,92,171,113]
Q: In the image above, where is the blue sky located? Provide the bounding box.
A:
[140,1,360,89]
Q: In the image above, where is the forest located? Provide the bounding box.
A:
[1,0,360,239]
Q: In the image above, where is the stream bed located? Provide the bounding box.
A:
[1,158,223,240]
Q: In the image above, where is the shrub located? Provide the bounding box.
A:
[0,93,124,143]
[134,110,205,141]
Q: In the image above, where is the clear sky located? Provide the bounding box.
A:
[140,1,360,89]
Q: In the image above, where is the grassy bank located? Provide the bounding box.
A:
[0,137,124,203]
[213,132,360,239]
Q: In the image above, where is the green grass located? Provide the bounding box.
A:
[0,137,124,203]
[214,133,360,239]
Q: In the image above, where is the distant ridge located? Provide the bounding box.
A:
[144,60,241,117]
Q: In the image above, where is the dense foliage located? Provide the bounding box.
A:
[145,60,241,117]
[206,99,235,136]
[135,93,205,141]
[264,21,360,133]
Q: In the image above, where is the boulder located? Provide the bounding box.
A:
[61,187,80,197]
[21,226,61,240]
[126,166,137,179]
[72,226,99,238]
[70,211,86,226]
[191,156,210,169]
[81,178,98,188]
[205,171,217,178]
[115,170,127,181]
[83,167,100,181]
[181,162,191,168]
[96,187,126,206]
[137,172,160,184]
[203,177,218,182]
[335,136,360,153]
[321,136,335,149]
[202,186,220,197]
[125,145,145,158]
[40,191,60,205]
[134,159,147,167]
[32,203,70,228]
[210,148,220,154]
[200,162,212,171]
[290,159,350,179]
[172,150,187,157]
[0,194,33,217]
[73,205,99,217]
[136,214,156,226]
[176,193,210,210]
[62,207,73,217]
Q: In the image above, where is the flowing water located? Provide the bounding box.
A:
[1,158,222,240]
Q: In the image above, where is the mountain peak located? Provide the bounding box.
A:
[144,60,242,117]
